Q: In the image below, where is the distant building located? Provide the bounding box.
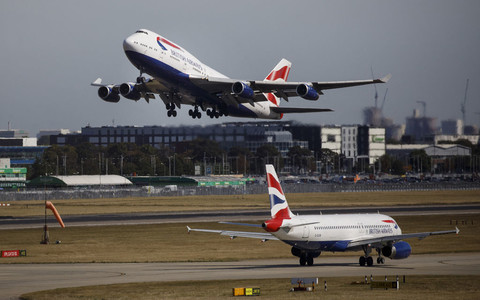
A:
[0,138,48,166]
[320,127,341,154]
[405,109,438,143]
[441,119,463,135]
[0,158,27,189]
[0,129,29,138]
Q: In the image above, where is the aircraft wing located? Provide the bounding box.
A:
[347,227,459,248]
[189,74,391,103]
[187,226,279,241]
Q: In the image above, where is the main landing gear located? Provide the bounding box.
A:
[359,245,385,266]
[166,103,177,117]
[188,105,202,119]
[299,254,314,266]
[291,247,320,266]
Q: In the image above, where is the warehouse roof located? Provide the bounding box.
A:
[28,175,133,187]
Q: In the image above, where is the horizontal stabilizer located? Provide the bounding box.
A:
[271,107,333,114]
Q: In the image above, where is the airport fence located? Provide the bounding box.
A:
[1,181,479,201]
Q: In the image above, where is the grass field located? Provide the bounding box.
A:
[3,190,480,217]
[20,275,480,300]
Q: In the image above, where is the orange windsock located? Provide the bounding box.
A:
[45,201,65,228]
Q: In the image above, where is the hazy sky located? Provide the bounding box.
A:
[1,0,479,136]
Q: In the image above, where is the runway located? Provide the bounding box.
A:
[1,252,480,299]
[2,204,479,229]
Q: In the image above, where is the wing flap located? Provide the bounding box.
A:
[271,107,333,114]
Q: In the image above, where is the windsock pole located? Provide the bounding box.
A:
[41,199,49,244]
[41,201,65,244]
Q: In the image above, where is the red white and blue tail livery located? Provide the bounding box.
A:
[92,29,390,120]
[188,165,459,267]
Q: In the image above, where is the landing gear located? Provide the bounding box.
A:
[206,108,221,119]
[136,76,146,84]
[189,105,202,119]
[166,103,177,117]
[299,254,314,266]
[292,248,319,267]
[359,245,374,266]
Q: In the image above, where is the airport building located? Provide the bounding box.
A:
[0,158,27,189]
[0,136,49,166]
[49,122,386,173]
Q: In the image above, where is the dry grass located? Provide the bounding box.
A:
[2,190,480,217]
[20,275,480,300]
[0,214,476,264]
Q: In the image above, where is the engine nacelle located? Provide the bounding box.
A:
[382,241,412,259]
[232,81,254,99]
[98,86,120,103]
[119,83,142,101]
[296,84,319,100]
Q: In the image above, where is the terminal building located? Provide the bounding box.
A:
[50,122,386,172]
[0,130,49,166]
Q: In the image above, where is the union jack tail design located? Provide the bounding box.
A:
[266,164,293,220]
[264,59,291,108]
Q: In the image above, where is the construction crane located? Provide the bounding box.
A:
[461,79,469,126]
[416,101,426,117]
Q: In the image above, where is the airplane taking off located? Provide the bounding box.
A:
[92,29,391,120]
[188,165,458,266]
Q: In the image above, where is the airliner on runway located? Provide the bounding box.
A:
[188,165,459,266]
[92,29,390,119]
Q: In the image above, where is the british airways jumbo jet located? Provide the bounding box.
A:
[92,29,390,119]
[188,165,459,267]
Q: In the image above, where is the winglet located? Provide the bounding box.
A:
[455,227,460,235]
[91,78,103,86]
[187,226,191,234]
[380,74,392,83]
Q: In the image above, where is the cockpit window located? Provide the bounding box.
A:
[136,30,148,35]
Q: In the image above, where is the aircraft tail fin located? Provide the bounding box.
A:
[264,59,291,108]
[266,164,293,220]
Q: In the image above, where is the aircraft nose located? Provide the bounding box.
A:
[123,35,137,52]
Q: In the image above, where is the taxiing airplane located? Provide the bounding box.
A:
[188,165,458,266]
[92,29,391,120]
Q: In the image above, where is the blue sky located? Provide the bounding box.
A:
[1,0,479,136]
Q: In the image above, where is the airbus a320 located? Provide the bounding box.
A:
[188,165,458,266]
[92,29,390,120]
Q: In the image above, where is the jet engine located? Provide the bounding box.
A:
[98,86,120,103]
[119,83,142,101]
[381,241,412,259]
[232,81,254,99]
[296,84,319,100]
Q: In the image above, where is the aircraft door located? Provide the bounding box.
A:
[302,226,309,239]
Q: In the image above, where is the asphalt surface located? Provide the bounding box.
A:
[2,204,480,229]
[1,253,480,299]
